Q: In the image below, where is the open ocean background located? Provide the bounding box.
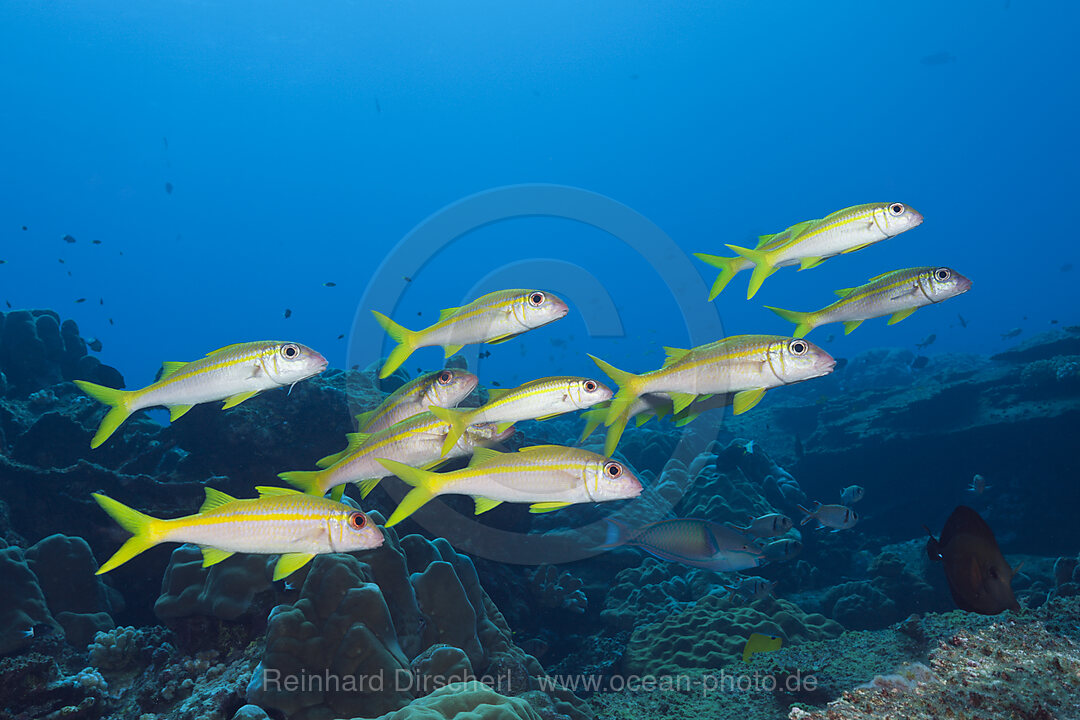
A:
[2,0,1078,389]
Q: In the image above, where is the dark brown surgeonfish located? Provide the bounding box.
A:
[924,505,1021,615]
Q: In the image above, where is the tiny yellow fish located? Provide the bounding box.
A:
[742,632,782,663]
[372,289,568,379]
[75,341,327,448]
[93,486,383,580]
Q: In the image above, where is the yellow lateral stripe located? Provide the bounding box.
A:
[153,345,270,386]
[348,419,445,457]
[780,207,878,251]
[174,511,330,527]
[482,380,573,411]
[448,462,589,480]
[649,342,773,377]
[830,270,922,309]
[427,293,520,332]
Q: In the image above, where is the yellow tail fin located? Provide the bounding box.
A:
[588,355,642,426]
[376,458,443,527]
[428,406,470,457]
[277,469,329,496]
[725,245,778,299]
[764,306,815,339]
[92,493,162,573]
[371,311,418,379]
[74,380,134,449]
[693,253,747,301]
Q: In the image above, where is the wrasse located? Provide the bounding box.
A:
[377,445,641,527]
[93,486,382,581]
[355,368,478,434]
[598,517,765,572]
[590,335,835,455]
[280,412,514,499]
[75,341,327,448]
[695,203,923,300]
[430,376,611,456]
[372,289,568,379]
[766,266,972,338]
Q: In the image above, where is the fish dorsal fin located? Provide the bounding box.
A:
[785,219,819,239]
[866,271,893,283]
[438,306,461,322]
[468,447,505,466]
[754,233,776,248]
[354,410,376,430]
[662,347,690,368]
[486,388,512,401]
[200,487,237,513]
[160,361,188,379]
[205,343,249,357]
[834,287,855,298]
[256,486,304,498]
[344,432,373,451]
[517,444,562,453]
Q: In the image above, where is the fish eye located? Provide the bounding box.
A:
[603,461,623,478]
[935,268,951,282]
[583,380,598,392]
[788,340,808,356]
[888,203,905,216]
[348,512,367,530]
[281,343,301,359]
[437,370,454,384]
[528,291,545,307]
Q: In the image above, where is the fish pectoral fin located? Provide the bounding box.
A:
[529,501,573,514]
[273,552,316,581]
[438,306,462,322]
[168,404,195,422]
[495,422,515,434]
[670,392,697,415]
[222,390,260,410]
[473,497,503,515]
[834,287,855,298]
[485,332,522,345]
[533,412,562,421]
[354,410,376,429]
[798,256,826,271]
[732,388,767,415]
[662,346,690,368]
[840,242,872,254]
[842,320,864,335]
[160,361,189,379]
[443,344,464,359]
[887,307,918,325]
[200,546,235,568]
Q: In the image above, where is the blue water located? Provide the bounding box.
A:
[2,0,1078,386]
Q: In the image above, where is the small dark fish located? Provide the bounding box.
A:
[58,258,65,263]
[87,338,103,352]
[403,276,412,282]
[62,234,76,244]
[351,364,360,370]
[165,182,174,194]
[921,51,957,66]
[108,318,114,325]
[74,298,86,304]
[924,505,1020,615]
[492,381,501,387]
[5,301,11,308]
[0,260,5,265]
[957,314,967,329]
[337,334,344,340]
[915,333,936,349]
[284,309,292,319]
[1001,328,1022,339]
[1062,263,1073,272]
[92,239,101,245]
[833,357,848,372]
[162,136,169,149]
[417,311,422,317]
[825,334,835,343]
[1051,319,1059,325]
[375,97,381,113]
[912,355,929,369]
[99,298,104,305]
[21,226,27,231]
[323,282,337,287]
[67,271,72,276]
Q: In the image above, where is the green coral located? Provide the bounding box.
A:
[623,594,842,675]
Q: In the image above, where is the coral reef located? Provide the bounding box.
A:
[530,565,587,614]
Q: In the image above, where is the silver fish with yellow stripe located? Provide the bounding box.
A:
[92,486,382,581]
[75,341,327,448]
[695,202,924,299]
[355,368,478,434]
[279,411,515,499]
[766,266,972,338]
[590,335,835,455]
[377,445,642,527]
[578,392,734,442]
[430,376,611,456]
[372,289,568,379]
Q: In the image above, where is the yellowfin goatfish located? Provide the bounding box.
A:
[590,335,835,455]
[766,266,972,338]
[75,341,327,448]
[92,486,383,581]
[372,289,569,379]
[377,445,642,527]
[798,502,858,531]
[279,412,514,499]
[355,369,478,434]
[430,376,611,456]
[599,517,765,572]
[695,203,924,300]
